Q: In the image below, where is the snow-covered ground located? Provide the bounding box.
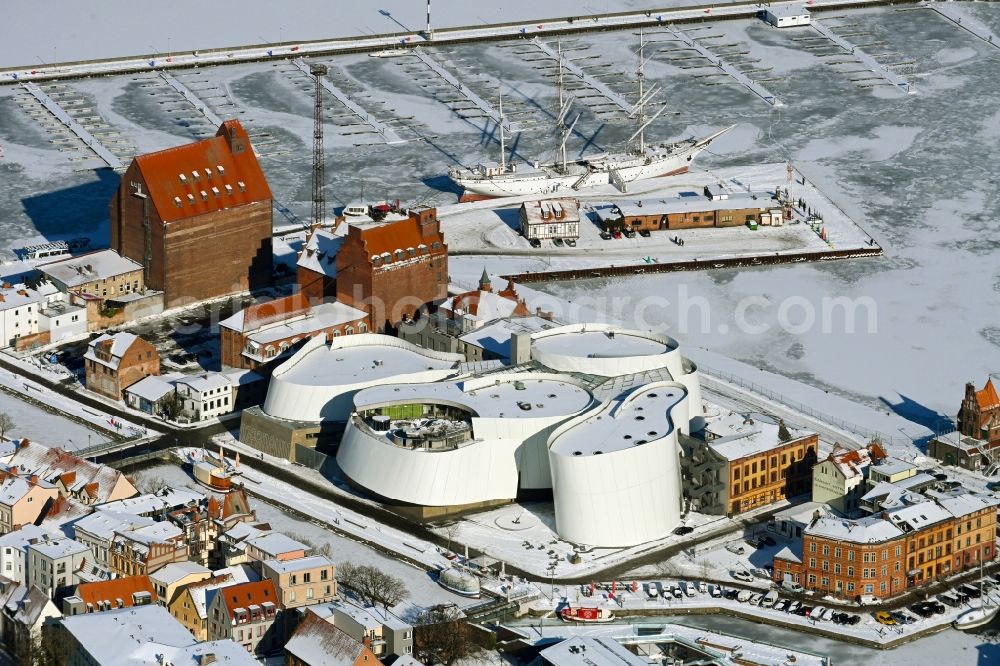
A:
[435,162,875,270]
[134,460,478,617]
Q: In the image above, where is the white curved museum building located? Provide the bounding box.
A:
[329,323,705,547]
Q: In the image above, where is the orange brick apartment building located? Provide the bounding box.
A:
[110,120,272,307]
[334,208,448,332]
[774,493,998,600]
[683,413,817,515]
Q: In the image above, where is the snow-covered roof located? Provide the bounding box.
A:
[245,532,308,557]
[519,198,581,225]
[244,301,367,347]
[936,492,999,519]
[38,249,141,287]
[262,555,333,575]
[705,412,810,461]
[441,289,522,323]
[766,4,810,18]
[459,315,556,359]
[28,536,90,559]
[276,338,458,388]
[806,515,904,543]
[541,636,650,666]
[613,192,771,218]
[175,372,231,394]
[933,430,993,451]
[297,227,343,278]
[774,542,803,564]
[0,476,49,506]
[550,383,684,456]
[0,282,57,312]
[532,328,671,359]
[6,442,136,506]
[97,487,203,516]
[187,566,259,620]
[148,561,212,587]
[84,332,141,369]
[72,509,154,541]
[871,456,917,478]
[285,613,370,666]
[60,604,253,666]
[356,375,594,420]
[124,375,176,403]
[0,524,49,554]
[886,500,952,532]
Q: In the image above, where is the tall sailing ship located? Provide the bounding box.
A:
[449,33,731,201]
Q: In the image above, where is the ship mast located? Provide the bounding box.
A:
[498,91,506,173]
[636,27,646,154]
[555,40,580,174]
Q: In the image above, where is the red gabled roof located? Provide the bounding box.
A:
[132,120,271,224]
[353,216,444,259]
[219,579,277,621]
[243,293,310,333]
[977,379,1000,411]
[76,575,158,609]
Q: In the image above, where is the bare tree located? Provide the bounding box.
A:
[133,473,169,494]
[415,605,489,666]
[442,523,460,553]
[0,412,14,439]
[339,562,409,608]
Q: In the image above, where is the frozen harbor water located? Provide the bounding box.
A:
[0,5,997,425]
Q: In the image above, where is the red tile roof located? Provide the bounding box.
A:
[242,293,310,333]
[977,379,999,411]
[76,575,158,609]
[350,215,445,259]
[220,579,277,621]
[133,120,271,224]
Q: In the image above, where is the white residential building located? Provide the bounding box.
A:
[26,535,94,598]
[519,198,580,240]
[175,373,234,421]
[0,524,49,584]
[0,282,84,348]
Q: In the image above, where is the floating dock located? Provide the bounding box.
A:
[20,82,123,169]
[810,19,912,93]
[531,37,635,114]
[157,71,224,126]
[292,58,405,144]
[926,2,1000,51]
[663,24,783,106]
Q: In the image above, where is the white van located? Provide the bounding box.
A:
[781,580,805,594]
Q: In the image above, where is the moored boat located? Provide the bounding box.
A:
[953,604,998,630]
[437,567,481,598]
[559,606,616,623]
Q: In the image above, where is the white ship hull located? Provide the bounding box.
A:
[954,605,998,630]
[450,127,731,200]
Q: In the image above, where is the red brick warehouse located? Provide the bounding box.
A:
[109,120,273,308]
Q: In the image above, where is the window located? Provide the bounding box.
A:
[822,545,830,556]
[834,547,841,558]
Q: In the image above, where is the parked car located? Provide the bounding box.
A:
[565,238,577,247]
[890,611,914,625]
[937,593,961,607]
[930,601,946,614]
[599,231,613,240]
[612,230,623,239]
[724,589,740,600]
[553,237,564,247]
[909,603,935,618]
[673,525,694,536]
[682,581,696,597]
[671,585,683,599]
[959,584,982,599]
[529,238,542,248]
[780,580,805,594]
[774,599,790,612]
[725,544,746,556]
[730,569,754,583]
[760,535,777,547]
[699,581,708,594]
[796,605,813,617]
[830,612,847,625]
[623,229,636,238]
[645,582,660,599]
[787,600,801,614]
[845,614,861,625]
[808,606,827,621]
[749,593,763,606]
[761,590,779,607]
[875,611,896,626]
[953,590,970,604]
[710,585,723,598]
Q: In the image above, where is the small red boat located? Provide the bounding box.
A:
[559,606,615,623]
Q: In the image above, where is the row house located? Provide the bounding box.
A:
[206,579,281,656]
[307,599,414,660]
[168,565,259,640]
[811,441,887,515]
[682,412,817,515]
[0,281,86,350]
[108,522,189,577]
[0,580,61,660]
[774,492,999,600]
[84,331,160,400]
[262,555,336,609]
[0,472,59,534]
[63,575,158,615]
[285,612,380,666]
[26,535,95,600]
[0,524,48,584]
[148,561,212,607]
[0,440,138,506]
[72,508,155,565]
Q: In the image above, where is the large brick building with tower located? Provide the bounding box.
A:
[334,207,448,332]
[109,120,272,307]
